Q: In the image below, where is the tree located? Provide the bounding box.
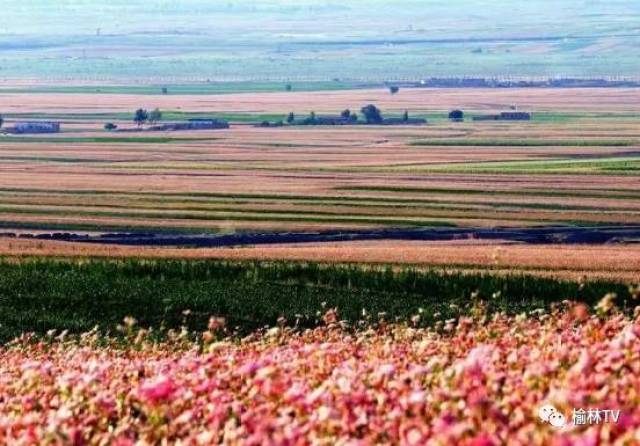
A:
[134,109,149,127]
[389,86,400,95]
[148,108,162,125]
[286,112,295,124]
[448,109,464,121]
[361,104,383,124]
[285,84,292,92]
[342,109,358,122]
[104,122,118,131]
[301,111,318,126]
[402,110,409,122]
[161,87,168,95]
[0,115,3,129]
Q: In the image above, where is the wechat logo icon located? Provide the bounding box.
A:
[538,404,567,429]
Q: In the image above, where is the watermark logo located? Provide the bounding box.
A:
[538,404,621,429]
[538,404,566,428]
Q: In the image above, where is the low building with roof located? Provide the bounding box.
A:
[11,121,61,134]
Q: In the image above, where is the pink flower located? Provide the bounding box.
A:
[459,344,493,377]
[322,308,338,325]
[113,437,135,446]
[467,434,496,446]
[208,316,226,331]
[138,375,176,405]
[400,422,428,445]
[4,301,640,444]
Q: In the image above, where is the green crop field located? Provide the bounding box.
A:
[403,157,640,175]
[410,139,637,147]
[2,112,287,123]
[0,136,222,144]
[0,258,632,342]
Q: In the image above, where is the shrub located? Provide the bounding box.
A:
[449,110,464,121]
[361,104,383,124]
[134,109,149,127]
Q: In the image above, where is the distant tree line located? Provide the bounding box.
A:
[281,104,422,126]
[133,108,162,127]
[97,104,470,132]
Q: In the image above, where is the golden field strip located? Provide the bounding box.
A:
[1,238,638,282]
[0,87,639,282]
[1,88,640,232]
[2,88,640,113]
[0,88,638,230]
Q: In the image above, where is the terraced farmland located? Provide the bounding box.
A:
[1,88,640,233]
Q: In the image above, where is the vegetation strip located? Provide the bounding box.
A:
[4,187,640,207]
[0,258,633,342]
[4,197,640,216]
[410,139,637,147]
[338,185,640,200]
[0,136,221,144]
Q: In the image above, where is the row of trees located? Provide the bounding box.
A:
[285,105,415,125]
[286,108,362,125]
[102,107,463,132]
[359,106,463,123]
[134,108,163,127]
[104,108,163,131]
[290,108,463,125]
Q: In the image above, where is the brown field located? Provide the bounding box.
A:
[1,237,638,282]
[2,88,640,114]
[0,87,639,278]
[2,123,640,230]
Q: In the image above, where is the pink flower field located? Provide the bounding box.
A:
[2,301,640,445]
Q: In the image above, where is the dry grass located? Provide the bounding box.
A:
[0,88,639,280]
[1,108,640,231]
[2,238,638,282]
[2,88,640,114]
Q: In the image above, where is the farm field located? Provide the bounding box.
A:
[0,257,634,343]
[1,86,640,444]
[2,238,639,283]
[2,87,640,114]
[1,87,638,332]
[1,88,640,234]
[2,1,640,82]
[3,301,640,445]
[6,2,640,444]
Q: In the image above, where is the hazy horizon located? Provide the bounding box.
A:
[1,1,639,82]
